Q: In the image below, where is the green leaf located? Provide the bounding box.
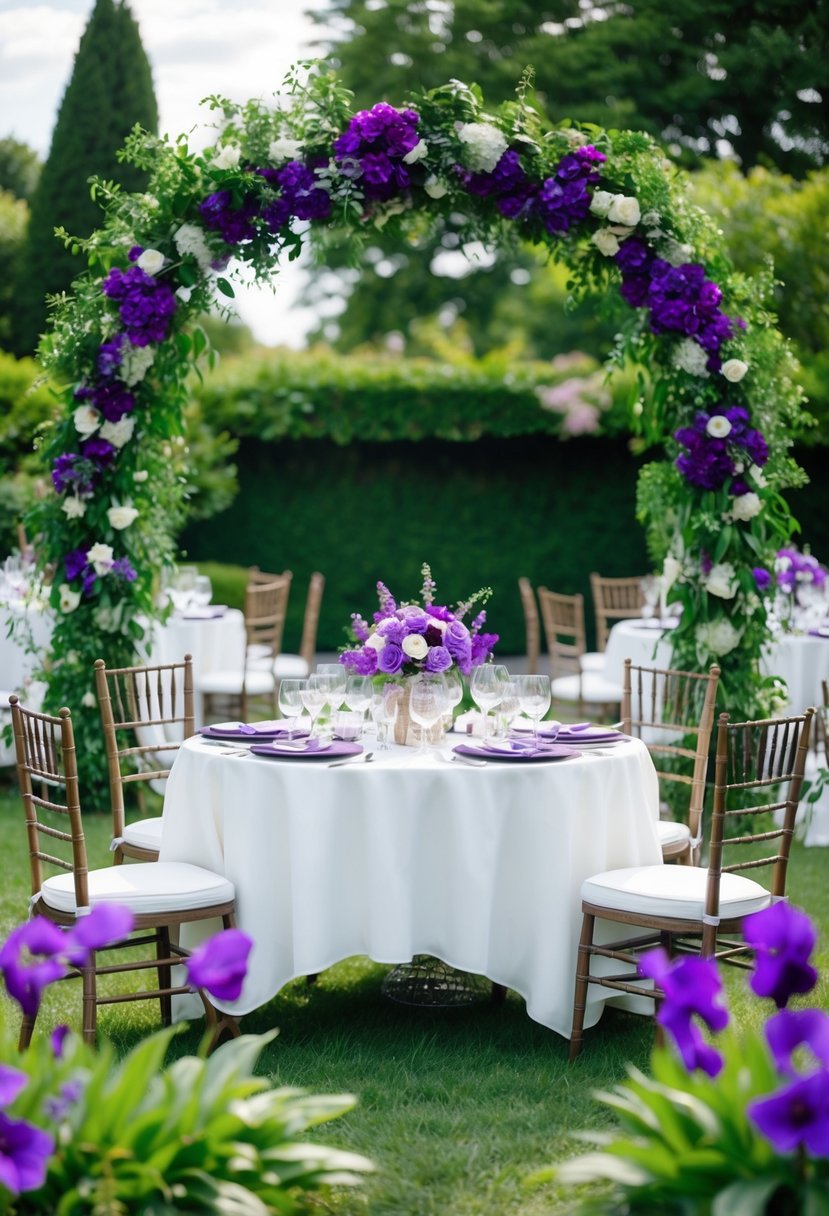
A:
[712,1177,784,1216]
[216,277,235,298]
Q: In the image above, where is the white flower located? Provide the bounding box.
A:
[705,562,738,600]
[592,228,620,257]
[606,194,641,226]
[749,464,767,488]
[424,175,448,199]
[456,121,508,173]
[268,136,302,164]
[589,190,615,218]
[402,633,429,660]
[706,414,732,439]
[663,555,683,589]
[136,248,165,276]
[81,691,97,709]
[674,338,710,378]
[133,469,149,483]
[73,404,100,436]
[365,633,386,653]
[58,584,81,614]
[99,416,136,449]
[212,143,241,170]
[61,496,87,519]
[403,138,429,164]
[107,504,139,530]
[722,358,748,383]
[176,286,194,304]
[174,223,213,272]
[119,342,154,386]
[697,618,743,657]
[730,492,762,521]
[87,543,114,575]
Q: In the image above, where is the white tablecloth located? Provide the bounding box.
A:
[0,602,52,765]
[147,609,246,726]
[159,734,661,1037]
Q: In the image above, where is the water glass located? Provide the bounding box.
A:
[192,574,213,607]
[470,664,509,738]
[278,677,307,739]
[370,684,401,750]
[316,663,347,713]
[408,673,450,755]
[334,710,363,741]
[516,674,552,745]
[300,674,336,737]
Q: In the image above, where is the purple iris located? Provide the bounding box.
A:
[469,631,499,670]
[43,1079,84,1124]
[639,949,728,1077]
[748,1071,829,1156]
[50,1025,70,1060]
[0,1112,54,1196]
[744,903,818,1009]
[62,904,135,966]
[0,920,68,1018]
[0,1065,27,1107]
[102,265,177,347]
[185,928,253,1003]
[765,1009,829,1079]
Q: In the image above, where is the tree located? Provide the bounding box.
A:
[0,192,29,348]
[12,0,158,356]
[0,138,41,201]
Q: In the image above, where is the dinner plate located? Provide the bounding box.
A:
[511,724,624,744]
[201,721,309,742]
[453,743,580,763]
[250,741,361,760]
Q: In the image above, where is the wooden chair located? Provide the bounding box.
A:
[569,706,815,1061]
[95,654,195,864]
[622,658,720,864]
[518,577,541,675]
[199,572,292,720]
[590,573,647,652]
[9,696,238,1048]
[537,587,622,715]
[274,571,325,680]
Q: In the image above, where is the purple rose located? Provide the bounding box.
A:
[377,642,404,674]
[424,645,452,673]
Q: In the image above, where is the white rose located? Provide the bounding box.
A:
[268,137,302,164]
[456,121,508,173]
[606,194,641,226]
[697,618,742,657]
[86,543,114,575]
[73,405,100,436]
[705,562,738,600]
[402,633,429,660]
[424,175,448,199]
[212,143,241,170]
[136,248,165,276]
[107,504,139,530]
[99,416,136,449]
[58,584,81,614]
[721,358,748,383]
[592,228,620,257]
[81,691,97,709]
[663,556,683,589]
[61,495,87,519]
[403,138,428,164]
[365,633,386,652]
[730,492,762,521]
[674,338,710,378]
[133,469,149,483]
[706,414,732,439]
[589,190,614,218]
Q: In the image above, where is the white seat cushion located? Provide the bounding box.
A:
[41,861,234,916]
[656,820,692,848]
[580,652,606,673]
[197,669,274,695]
[581,864,770,921]
[120,816,164,852]
[551,672,622,704]
[273,653,310,679]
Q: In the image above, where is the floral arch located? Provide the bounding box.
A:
[33,68,807,792]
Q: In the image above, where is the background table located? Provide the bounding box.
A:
[148,609,246,726]
[159,734,661,1037]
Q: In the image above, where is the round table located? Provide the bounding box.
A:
[159,733,661,1037]
[146,608,246,726]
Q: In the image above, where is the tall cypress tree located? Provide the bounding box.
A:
[13,0,158,356]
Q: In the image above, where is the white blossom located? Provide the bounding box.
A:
[722,358,748,383]
[592,228,620,257]
[133,469,149,482]
[73,404,100,436]
[365,633,386,652]
[176,286,194,304]
[99,416,136,449]
[674,338,710,378]
[174,222,214,272]
[706,414,732,439]
[730,492,762,521]
[403,138,429,164]
[424,175,448,199]
[268,137,302,164]
[402,633,429,660]
[696,618,743,656]
[119,342,154,386]
[589,190,615,218]
[81,691,97,709]
[87,543,114,575]
[705,562,738,600]
[61,496,87,519]
[663,555,683,589]
[606,194,641,226]
[58,584,81,613]
[456,121,508,173]
[136,248,165,276]
[107,504,139,530]
[212,143,242,170]
[749,464,768,488]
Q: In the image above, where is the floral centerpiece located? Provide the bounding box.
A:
[750,545,828,633]
[339,563,498,679]
[553,902,829,1214]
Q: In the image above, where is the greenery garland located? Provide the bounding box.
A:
[31,66,809,795]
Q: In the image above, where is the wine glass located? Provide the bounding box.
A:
[370,683,401,750]
[300,674,335,738]
[169,565,197,612]
[192,574,213,608]
[494,678,521,740]
[278,678,307,740]
[516,674,552,745]
[470,664,509,739]
[345,675,373,729]
[640,575,659,621]
[408,673,450,755]
[443,668,464,732]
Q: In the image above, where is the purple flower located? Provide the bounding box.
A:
[534,146,605,235]
[341,646,379,677]
[43,1079,84,1124]
[377,618,406,645]
[102,265,177,347]
[377,642,405,675]
[82,437,117,467]
[469,632,498,669]
[765,1009,829,1079]
[0,920,68,1018]
[97,332,126,376]
[52,453,94,498]
[748,1072,829,1156]
[674,407,768,492]
[0,1065,27,1107]
[639,949,728,1077]
[50,1025,70,1060]
[0,1112,54,1195]
[111,557,137,583]
[744,903,818,1009]
[424,645,452,673]
[185,928,253,1003]
[333,103,421,203]
[753,567,772,592]
[350,613,370,643]
[199,189,259,245]
[62,904,135,966]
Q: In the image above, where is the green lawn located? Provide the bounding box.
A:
[0,776,826,1215]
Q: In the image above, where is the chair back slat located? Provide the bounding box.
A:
[244,571,292,659]
[518,577,540,675]
[537,587,586,681]
[590,573,647,651]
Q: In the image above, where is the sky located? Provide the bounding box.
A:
[0,0,336,345]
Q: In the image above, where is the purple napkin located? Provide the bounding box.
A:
[454,743,580,763]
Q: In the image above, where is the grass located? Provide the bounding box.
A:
[1,775,828,1215]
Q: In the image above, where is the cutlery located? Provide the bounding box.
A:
[328,751,375,768]
[201,738,252,750]
[445,752,488,768]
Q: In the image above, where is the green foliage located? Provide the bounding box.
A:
[0,137,41,202]
[0,190,29,348]
[12,0,158,356]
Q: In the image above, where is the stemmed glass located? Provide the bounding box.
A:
[494,678,521,740]
[515,674,552,746]
[278,678,307,740]
[345,675,373,730]
[640,575,659,621]
[443,668,464,732]
[192,574,213,607]
[408,673,450,755]
[300,674,336,738]
[470,664,509,739]
[168,565,197,612]
[371,683,401,750]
